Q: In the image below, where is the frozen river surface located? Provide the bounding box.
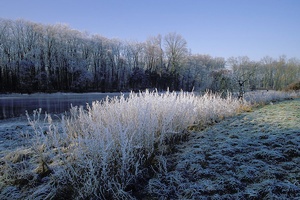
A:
[0,92,124,120]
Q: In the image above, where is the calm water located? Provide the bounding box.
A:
[0,93,125,120]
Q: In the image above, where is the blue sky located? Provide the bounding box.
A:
[1,0,299,61]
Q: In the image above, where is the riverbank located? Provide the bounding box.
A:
[0,93,299,199]
[0,91,245,199]
[145,98,300,199]
[0,117,30,158]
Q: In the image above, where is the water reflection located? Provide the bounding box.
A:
[0,93,124,120]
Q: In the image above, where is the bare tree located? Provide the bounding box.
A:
[163,32,188,90]
[144,35,164,72]
[164,32,188,72]
[228,56,257,99]
[5,19,299,94]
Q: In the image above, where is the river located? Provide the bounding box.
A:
[0,92,125,120]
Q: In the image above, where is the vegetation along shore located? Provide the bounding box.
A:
[0,90,299,199]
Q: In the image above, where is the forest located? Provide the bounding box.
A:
[1,18,300,93]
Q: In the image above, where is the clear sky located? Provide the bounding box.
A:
[1,0,299,61]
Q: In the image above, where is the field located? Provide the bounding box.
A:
[145,98,300,199]
[0,90,299,199]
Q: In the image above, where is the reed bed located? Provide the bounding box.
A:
[244,90,299,105]
[4,89,298,199]
[1,90,246,199]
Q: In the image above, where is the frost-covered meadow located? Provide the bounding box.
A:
[147,98,300,199]
[0,90,299,199]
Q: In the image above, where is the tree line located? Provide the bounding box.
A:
[1,18,300,93]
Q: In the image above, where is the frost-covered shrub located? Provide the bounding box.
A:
[1,90,244,199]
[244,90,296,104]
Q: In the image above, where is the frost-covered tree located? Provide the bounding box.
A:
[144,35,164,72]
[164,32,188,72]
[2,18,299,94]
[163,32,188,90]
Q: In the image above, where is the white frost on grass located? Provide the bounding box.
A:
[0,90,244,199]
[244,90,298,104]
[147,99,300,199]
[1,90,298,199]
